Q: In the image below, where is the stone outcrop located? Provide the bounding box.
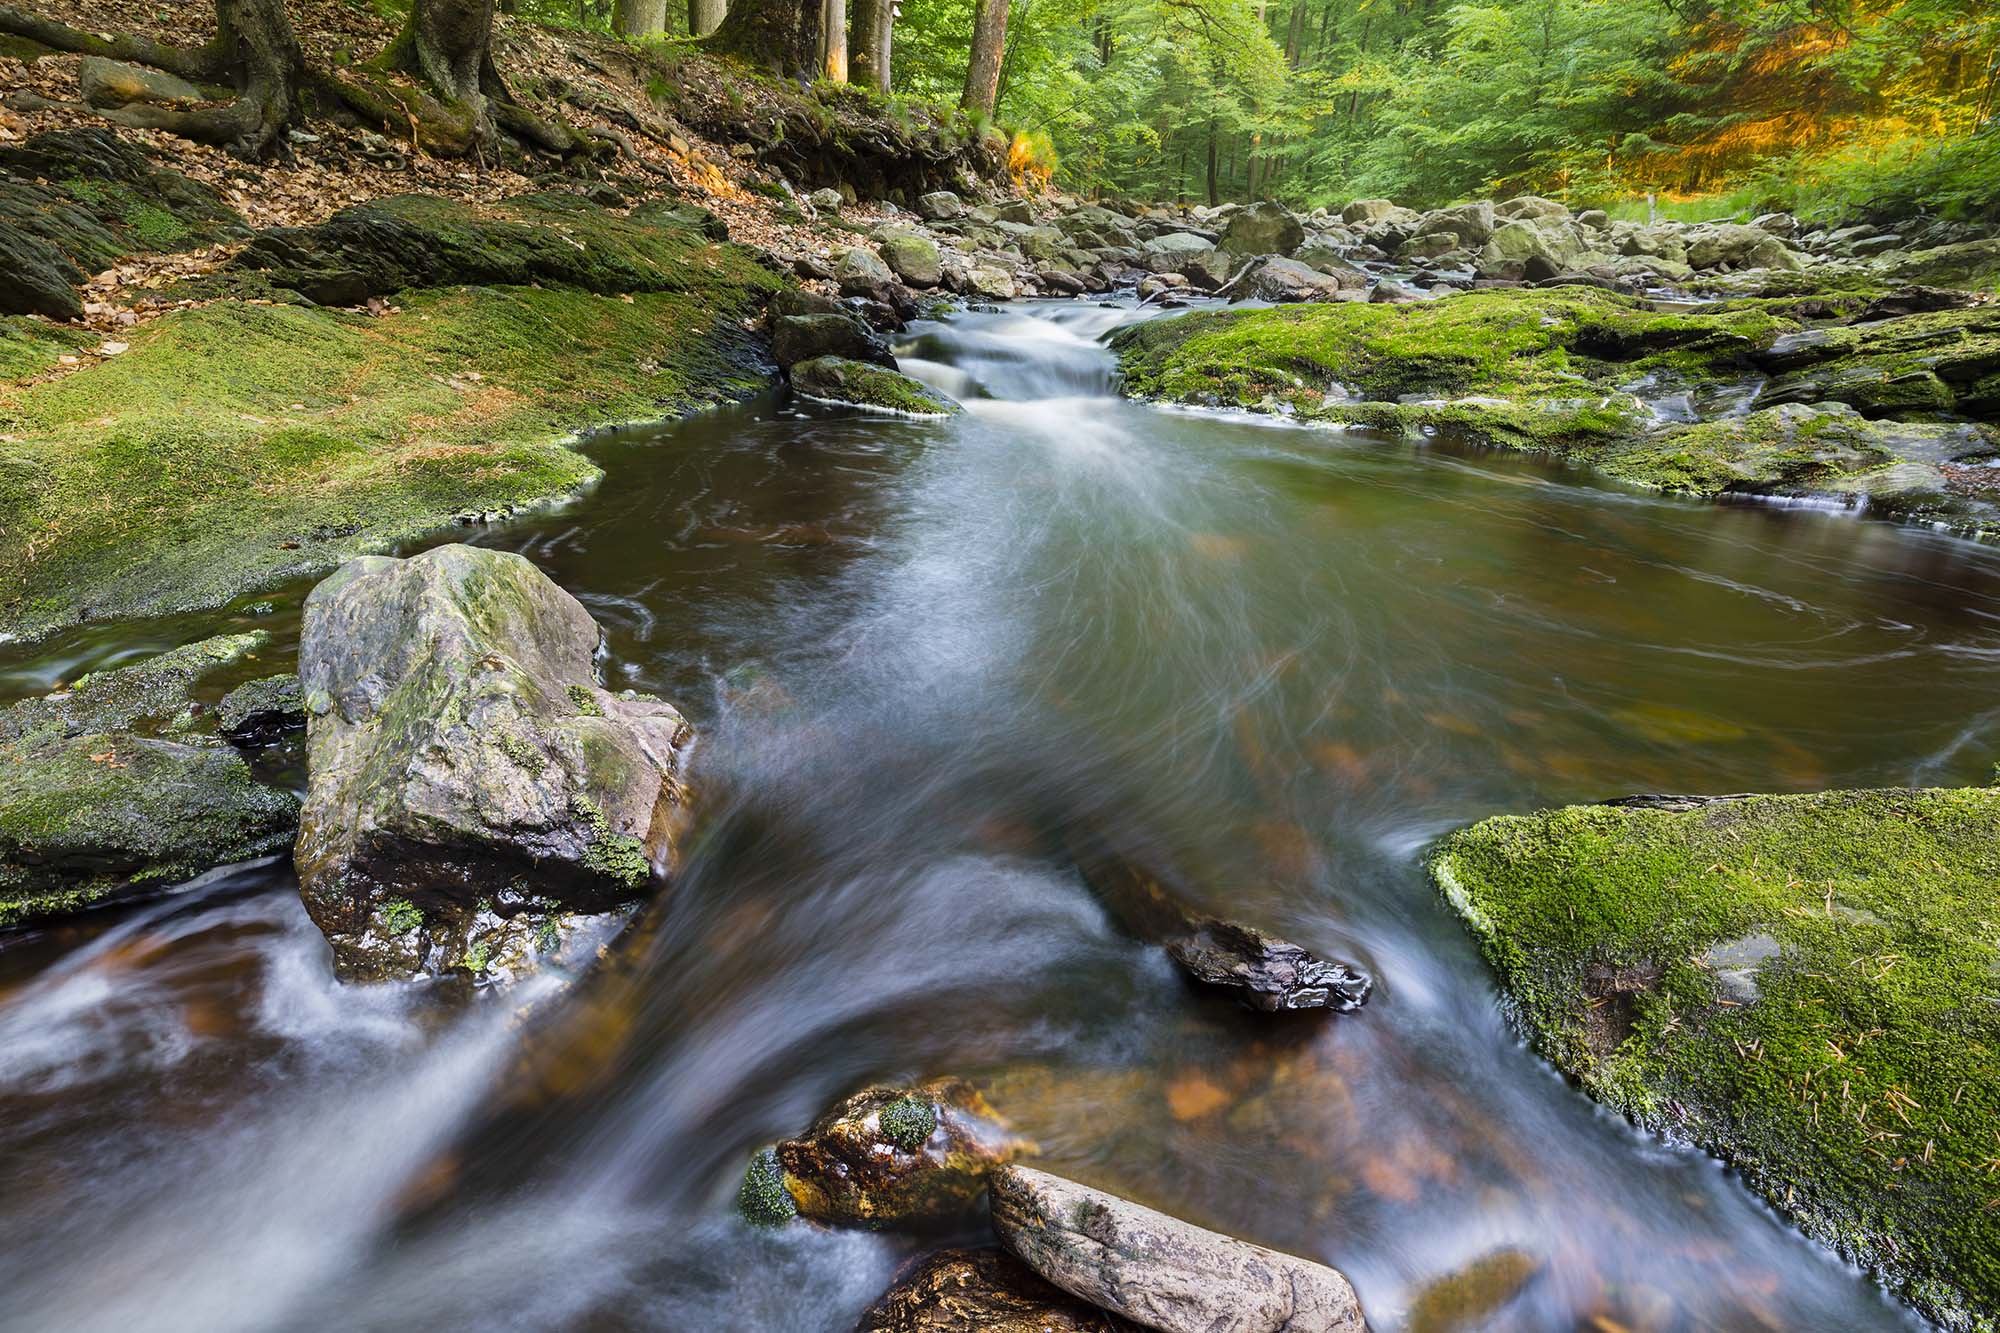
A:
[294,544,694,982]
[856,1248,1138,1333]
[0,632,298,928]
[990,1166,1366,1333]
[747,1077,1030,1227]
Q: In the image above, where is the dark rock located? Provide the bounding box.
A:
[1404,1248,1546,1332]
[771,287,844,318]
[990,1166,1367,1333]
[1370,279,1423,303]
[856,1248,1138,1333]
[294,544,694,982]
[218,673,304,744]
[772,312,895,370]
[1068,828,1371,1013]
[790,356,961,417]
[758,1077,1030,1227]
[0,632,296,928]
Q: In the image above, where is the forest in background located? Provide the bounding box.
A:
[508,0,1998,221]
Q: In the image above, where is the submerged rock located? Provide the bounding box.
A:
[990,1165,1366,1333]
[0,632,297,927]
[294,544,694,982]
[756,1076,1031,1227]
[856,1247,1138,1332]
[1429,787,2000,1330]
[790,356,962,418]
[1404,1247,1545,1332]
[1070,829,1371,1012]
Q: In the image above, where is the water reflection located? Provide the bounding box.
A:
[2,301,1995,1330]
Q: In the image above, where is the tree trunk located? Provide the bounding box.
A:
[850,0,889,91]
[961,0,1008,117]
[0,0,303,159]
[820,0,846,80]
[706,0,818,77]
[376,0,581,155]
[689,0,727,36]
[1205,117,1218,207]
[614,0,667,36]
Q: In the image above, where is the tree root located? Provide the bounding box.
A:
[0,4,222,79]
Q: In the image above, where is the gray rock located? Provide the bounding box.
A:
[991,1166,1367,1333]
[967,263,1017,300]
[1223,255,1363,304]
[1497,194,1569,221]
[1685,223,1802,272]
[1140,231,1214,257]
[1480,218,1585,273]
[875,228,944,288]
[1412,201,1497,248]
[808,187,844,212]
[837,245,900,297]
[1340,198,1401,225]
[1370,278,1423,303]
[772,312,895,370]
[1218,201,1304,258]
[1751,211,1798,238]
[916,190,963,220]
[219,672,305,744]
[294,545,694,982]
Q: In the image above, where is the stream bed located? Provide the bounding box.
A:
[5,300,2000,1331]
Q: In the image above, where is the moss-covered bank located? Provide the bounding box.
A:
[1429,788,2000,1330]
[0,195,782,641]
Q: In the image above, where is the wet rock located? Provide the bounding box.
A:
[856,1248,1139,1333]
[790,357,962,417]
[218,672,305,745]
[1404,1247,1545,1332]
[1887,238,2000,290]
[0,632,296,928]
[990,1166,1366,1333]
[773,312,896,370]
[1069,831,1371,1013]
[759,1077,1030,1227]
[1223,255,1363,304]
[877,228,944,288]
[1218,201,1304,259]
[294,544,694,982]
[78,56,207,109]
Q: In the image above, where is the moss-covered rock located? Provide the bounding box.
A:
[789,356,961,418]
[0,206,781,641]
[218,672,305,744]
[752,1076,1030,1228]
[1429,788,2000,1330]
[0,631,296,927]
[295,545,695,983]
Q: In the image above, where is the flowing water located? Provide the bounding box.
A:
[6,300,2000,1332]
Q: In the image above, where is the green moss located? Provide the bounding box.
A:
[789,356,961,418]
[566,684,605,717]
[878,1095,938,1150]
[1430,788,2000,1330]
[0,222,779,639]
[0,317,96,383]
[737,1146,799,1226]
[379,897,423,934]
[462,939,491,973]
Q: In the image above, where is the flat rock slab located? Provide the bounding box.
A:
[990,1165,1365,1333]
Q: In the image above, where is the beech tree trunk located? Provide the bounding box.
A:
[690,0,727,36]
[0,0,303,159]
[705,0,819,77]
[614,0,668,37]
[820,0,846,81]
[961,0,1008,117]
[849,0,887,90]
[377,0,578,155]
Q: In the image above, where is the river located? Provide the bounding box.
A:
[5,300,1998,1331]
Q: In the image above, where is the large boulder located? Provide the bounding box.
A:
[876,227,944,288]
[1495,195,1569,221]
[1222,255,1363,304]
[294,545,695,982]
[1340,198,1404,225]
[1685,223,1802,272]
[790,357,962,418]
[0,632,297,928]
[1479,218,1585,274]
[857,1249,1138,1332]
[916,190,965,221]
[1887,238,2000,291]
[1291,238,1371,286]
[1218,201,1304,259]
[745,1077,1029,1227]
[1140,231,1215,259]
[836,245,901,298]
[772,312,895,370]
[1411,201,1497,249]
[991,1166,1366,1333]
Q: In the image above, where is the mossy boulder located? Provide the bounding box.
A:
[218,672,305,744]
[1429,788,2000,1330]
[751,1076,1030,1228]
[0,631,296,928]
[770,312,894,370]
[294,545,695,982]
[856,1248,1139,1333]
[1887,239,2000,292]
[876,227,944,288]
[789,356,961,418]
[1218,201,1304,259]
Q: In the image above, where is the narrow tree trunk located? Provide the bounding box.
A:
[1205,117,1218,207]
[961,0,1009,117]
[820,0,846,80]
[689,0,727,35]
[850,0,888,90]
[614,0,667,36]
[706,0,817,77]
[878,5,893,91]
